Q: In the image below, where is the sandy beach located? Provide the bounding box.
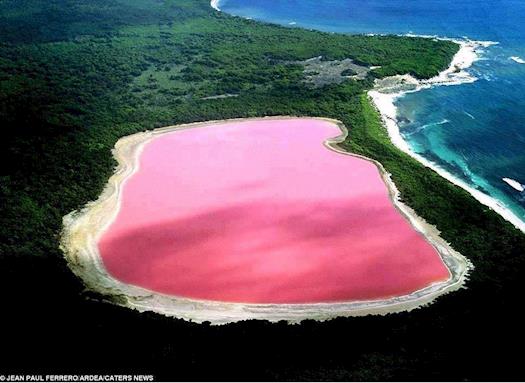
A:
[368,38,525,233]
[210,0,221,11]
[61,117,471,325]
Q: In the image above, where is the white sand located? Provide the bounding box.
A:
[60,117,471,325]
[210,0,221,11]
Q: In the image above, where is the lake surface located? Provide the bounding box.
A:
[219,0,525,227]
[98,119,448,303]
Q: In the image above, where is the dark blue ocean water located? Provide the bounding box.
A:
[219,0,525,227]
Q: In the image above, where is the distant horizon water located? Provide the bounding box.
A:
[216,0,525,231]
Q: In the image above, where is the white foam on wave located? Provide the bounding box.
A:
[405,119,449,136]
[503,178,525,192]
[464,111,475,120]
[510,56,525,64]
[369,37,525,233]
[421,38,497,86]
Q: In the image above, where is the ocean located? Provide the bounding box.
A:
[216,0,525,230]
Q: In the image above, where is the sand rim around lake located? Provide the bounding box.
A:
[60,117,471,325]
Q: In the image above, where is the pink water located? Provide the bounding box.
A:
[99,119,450,304]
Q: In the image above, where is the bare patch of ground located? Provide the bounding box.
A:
[292,56,371,87]
[201,93,239,100]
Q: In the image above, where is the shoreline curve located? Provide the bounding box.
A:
[60,117,471,325]
[368,37,525,233]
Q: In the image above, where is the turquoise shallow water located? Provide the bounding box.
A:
[219,0,525,225]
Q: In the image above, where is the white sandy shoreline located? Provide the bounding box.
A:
[368,37,525,233]
[61,116,471,325]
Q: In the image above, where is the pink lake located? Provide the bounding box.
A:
[98,119,450,304]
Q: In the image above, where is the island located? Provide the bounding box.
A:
[2,0,525,380]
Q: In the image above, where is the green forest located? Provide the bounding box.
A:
[1,0,525,380]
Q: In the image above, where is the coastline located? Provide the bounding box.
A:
[60,117,471,325]
[368,38,525,233]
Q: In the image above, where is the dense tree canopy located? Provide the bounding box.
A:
[1,0,524,380]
